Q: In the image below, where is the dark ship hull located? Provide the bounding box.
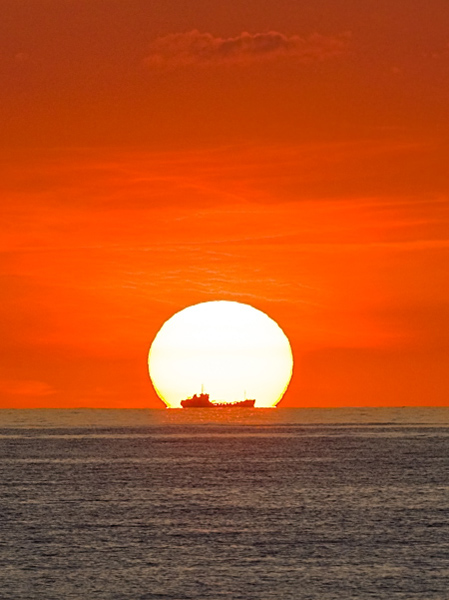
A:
[181,393,255,408]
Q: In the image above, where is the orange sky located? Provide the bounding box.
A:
[1,1,449,408]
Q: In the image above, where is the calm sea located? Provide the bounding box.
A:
[1,408,448,599]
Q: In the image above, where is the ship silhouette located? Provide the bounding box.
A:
[180,392,256,408]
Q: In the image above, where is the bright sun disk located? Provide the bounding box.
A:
[148,300,293,408]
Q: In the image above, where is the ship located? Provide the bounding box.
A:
[180,392,256,408]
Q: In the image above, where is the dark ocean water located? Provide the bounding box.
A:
[1,408,448,599]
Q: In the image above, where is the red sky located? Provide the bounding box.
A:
[1,0,449,408]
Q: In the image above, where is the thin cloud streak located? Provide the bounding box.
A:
[0,379,56,397]
[145,30,350,68]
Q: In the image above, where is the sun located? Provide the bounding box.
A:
[148,300,293,408]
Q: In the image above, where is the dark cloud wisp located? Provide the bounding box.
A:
[145,30,350,68]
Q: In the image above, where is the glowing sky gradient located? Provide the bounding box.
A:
[1,1,449,407]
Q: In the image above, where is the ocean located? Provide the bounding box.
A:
[1,408,448,599]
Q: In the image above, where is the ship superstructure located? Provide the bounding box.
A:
[180,392,255,408]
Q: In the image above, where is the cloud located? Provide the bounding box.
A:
[145,30,350,68]
[429,41,449,60]
[14,52,30,64]
[0,379,56,397]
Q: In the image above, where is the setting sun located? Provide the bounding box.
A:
[148,301,293,408]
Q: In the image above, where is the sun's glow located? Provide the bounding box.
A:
[148,300,293,408]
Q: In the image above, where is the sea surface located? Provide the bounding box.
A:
[1,407,448,599]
